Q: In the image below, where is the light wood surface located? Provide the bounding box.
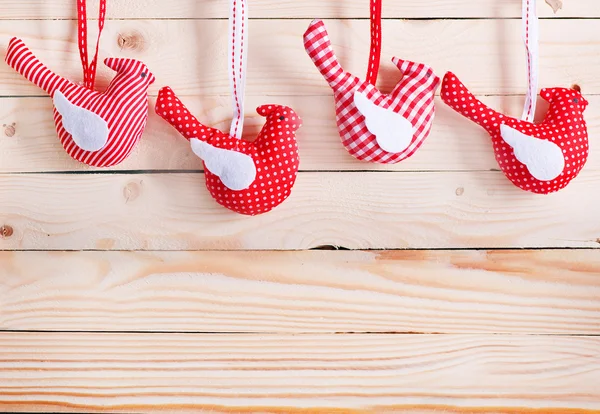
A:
[0,171,599,250]
[1,0,598,18]
[1,95,599,173]
[2,250,599,334]
[1,19,599,97]
[1,333,599,413]
[1,0,599,412]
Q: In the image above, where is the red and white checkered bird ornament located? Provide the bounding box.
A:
[303,0,440,164]
[441,0,589,194]
[155,0,302,216]
[5,0,155,167]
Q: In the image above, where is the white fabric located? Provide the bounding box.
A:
[500,124,564,181]
[354,90,414,154]
[521,0,539,122]
[228,0,249,140]
[53,90,109,152]
[190,138,256,191]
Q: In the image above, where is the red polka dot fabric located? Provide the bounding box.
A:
[156,87,302,216]
[441,72,589,194]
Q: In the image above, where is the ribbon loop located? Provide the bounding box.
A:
[521,0,539,122]
[366,0,382,86]
[229,0,249,140]
[77,0,107,90]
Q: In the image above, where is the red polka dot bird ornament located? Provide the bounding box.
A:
[155,0,302,215]
[441,0,589,194]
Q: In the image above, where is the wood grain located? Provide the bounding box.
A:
[1,332,599,412]
[2,250,600,334]
[1,19,598,97]
[1,0,597,19]
[0,172,599,250]
[0,0,599,412]
[1,95,598,173]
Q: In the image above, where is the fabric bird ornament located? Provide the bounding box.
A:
[155,0,302,216]
[441,0,588,194]
[4,0,155,167]
[303,0,440,164]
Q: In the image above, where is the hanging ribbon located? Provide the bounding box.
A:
[77,0,107,90]
[366,0,382,86]
[228,0,249,140]
[521,0,539,122]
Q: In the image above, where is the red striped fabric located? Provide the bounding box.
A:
[5,38,155,167]
[303,19,440,164]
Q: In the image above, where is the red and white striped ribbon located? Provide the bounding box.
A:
[228,0,249,140]
[366,0,382,86]
[521,0,539,122]
[77,0,106,89]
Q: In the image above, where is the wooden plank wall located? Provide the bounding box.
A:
[1,1,599,412]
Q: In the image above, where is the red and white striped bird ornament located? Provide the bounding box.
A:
[155,0,302,216]
[441,0,588,194]
[5,0,155,167]
[303,0,440,164]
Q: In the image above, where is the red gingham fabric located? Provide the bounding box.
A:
[303,19,440,164]
[4,0,154,168]
[156,87,302,216]
[442,72,589,194]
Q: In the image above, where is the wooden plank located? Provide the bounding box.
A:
[1,94,598,173]
[1,0,597,19]
[0,332,599,412]
[2,250,599,334]
[0,172,598,250]
[1,19,598,96]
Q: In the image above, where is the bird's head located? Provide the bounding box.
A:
[541,85,588,113]
[256,104,302,132]
[104,58,156,86]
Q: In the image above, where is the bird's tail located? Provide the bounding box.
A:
[441,72,503,135]
[303,19,348,88]
[5,37,72,96]
[155,87,211,142]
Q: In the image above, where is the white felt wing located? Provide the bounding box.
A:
[53,91,109,152]
[354,90,414,154]
[190,138,256,191]
[500,124,565,181]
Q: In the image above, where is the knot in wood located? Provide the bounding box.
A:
[455,187,464,196]
[123,180,143,203]
[3,123,16,137]
[117,31,146,52]
[0,225,14,238]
